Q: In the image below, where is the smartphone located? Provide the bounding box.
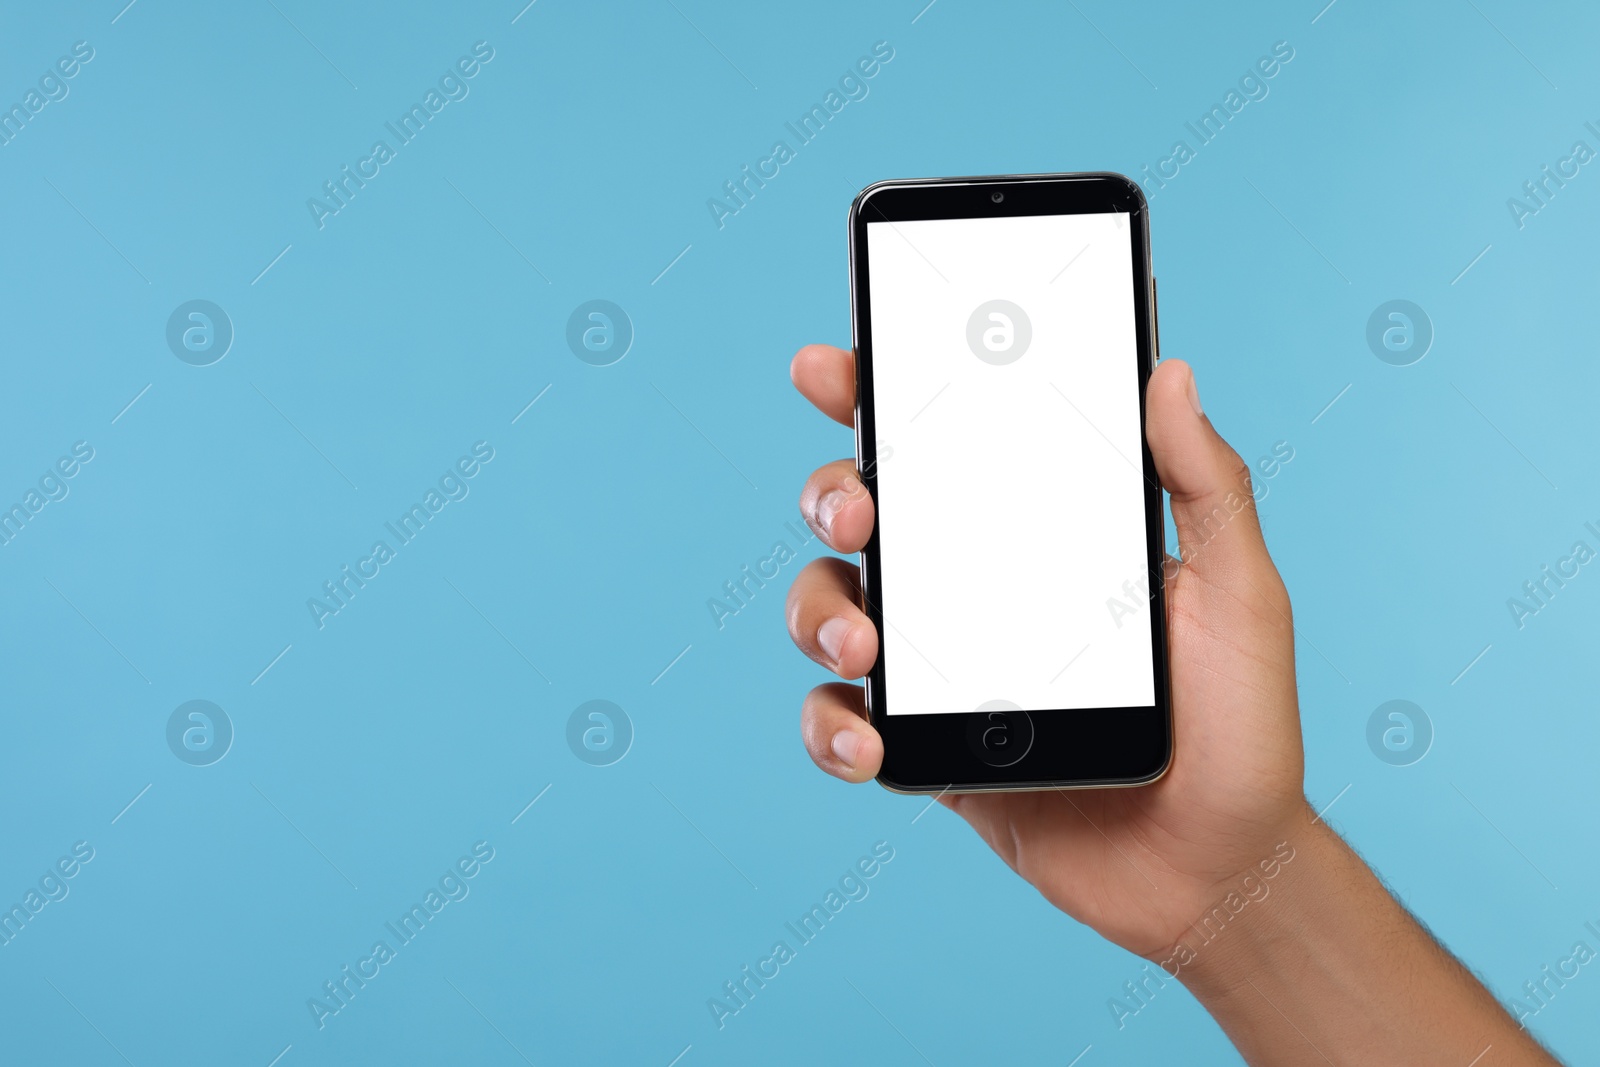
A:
[848,172,1171,793]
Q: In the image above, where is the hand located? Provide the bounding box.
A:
[786,343,1310,959]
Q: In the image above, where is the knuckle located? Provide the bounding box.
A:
[1223,450,1255,498]
[784,584,809,642]
[800,690,828,754]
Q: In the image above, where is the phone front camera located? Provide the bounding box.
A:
[991,191,1005,203]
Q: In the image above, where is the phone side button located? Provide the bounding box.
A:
[1152,277,1161,363]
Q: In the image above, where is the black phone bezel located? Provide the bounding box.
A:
[848,172,1172,794]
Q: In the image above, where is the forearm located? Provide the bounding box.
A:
[1170,808,1559,1066]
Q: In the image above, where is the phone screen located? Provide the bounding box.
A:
[865,210,1155,717]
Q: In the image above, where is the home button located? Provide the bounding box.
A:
[966,700,1035,768]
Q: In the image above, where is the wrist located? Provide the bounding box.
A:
[1141,801,1333,994]
[1144,806,1557,1064]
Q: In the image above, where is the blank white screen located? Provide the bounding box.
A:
[866,212,1155,715]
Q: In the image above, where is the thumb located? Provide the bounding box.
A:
[1145,359,1272,580]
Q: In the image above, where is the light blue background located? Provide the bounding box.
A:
[2,1,1597,1063]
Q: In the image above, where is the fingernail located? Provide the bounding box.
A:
[831,729,862,768]
[816,489,850,538]
[817,617,852,664]
[1186,366,1204,417]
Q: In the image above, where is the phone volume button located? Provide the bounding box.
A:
[1151,277,1161,362]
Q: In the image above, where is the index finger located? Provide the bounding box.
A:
[790,344,855,427]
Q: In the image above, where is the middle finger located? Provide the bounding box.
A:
[785,556,879,680]
[800,458,876,553]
